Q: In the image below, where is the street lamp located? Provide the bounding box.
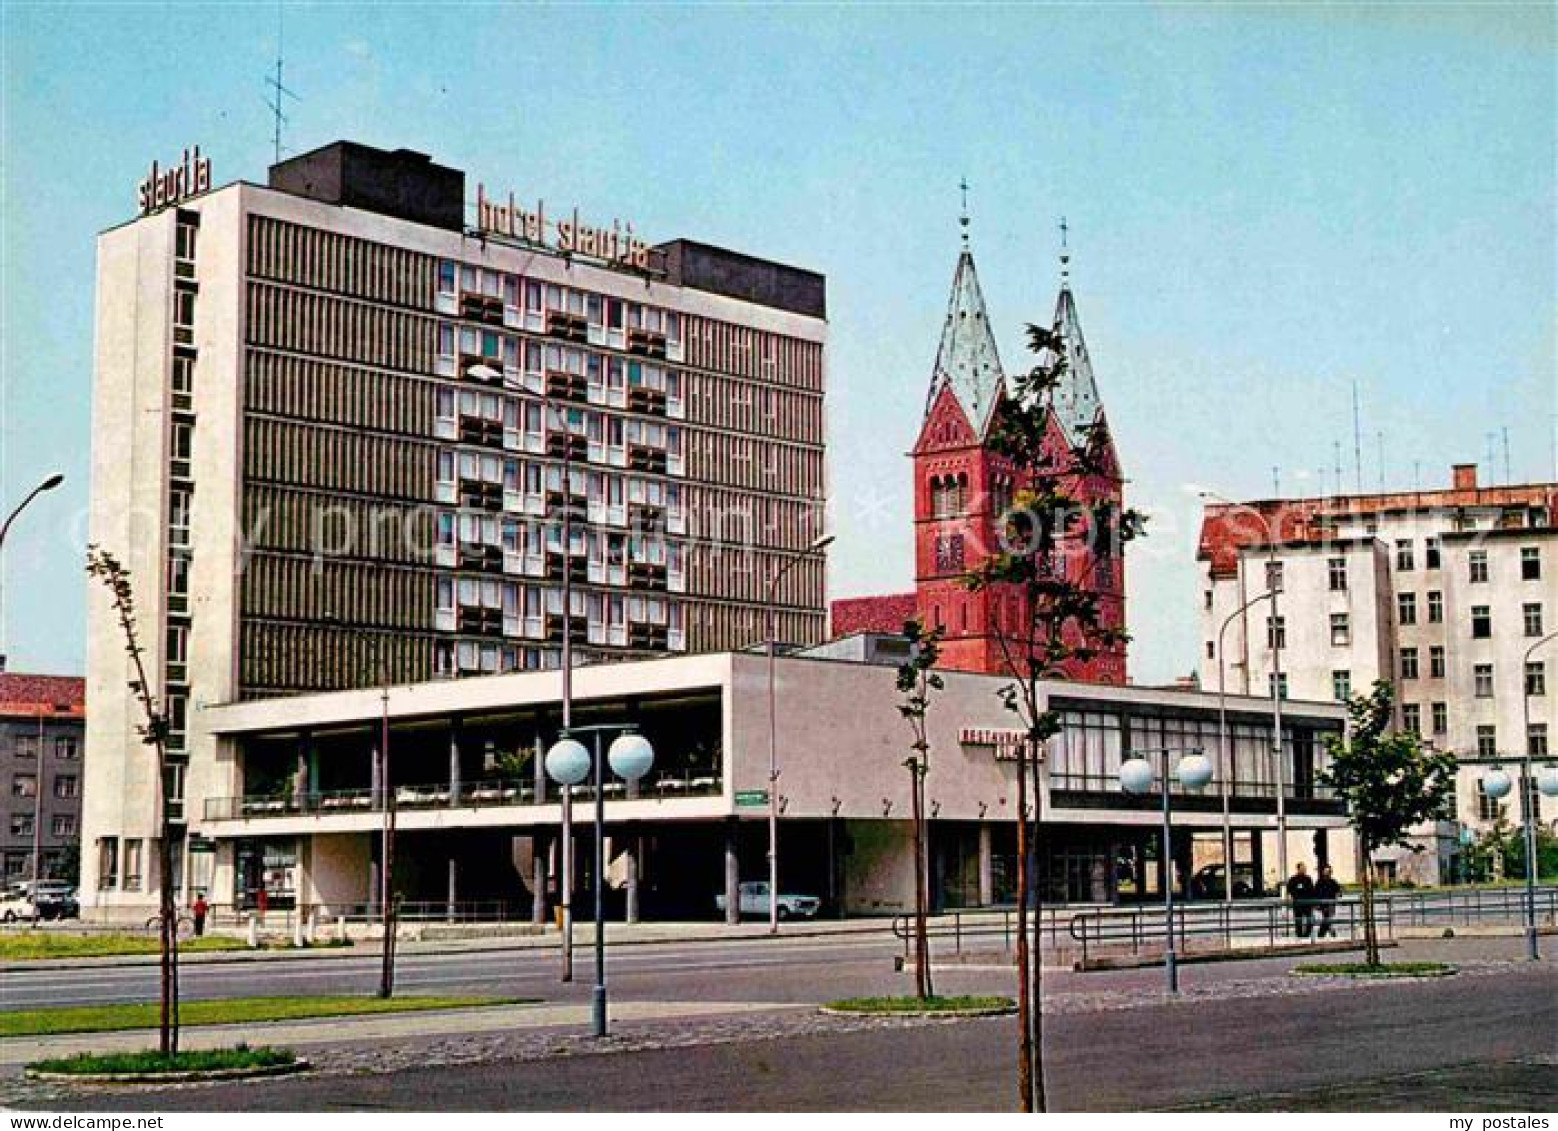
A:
[1200,490,1289,889]
[764,533,834,933]
[0,473,65,671]
[1216,588,1277,907]
[469,362,576,980]
[1120,747,1214,993]
[545,725,654,1037]
[1479,628,1558,961]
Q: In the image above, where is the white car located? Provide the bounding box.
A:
[715,881,821,921]
[0,889,40,923]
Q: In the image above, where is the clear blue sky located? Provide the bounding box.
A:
[2,2,1553,684]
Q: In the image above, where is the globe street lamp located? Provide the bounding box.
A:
[1120,747,1214,993]
[1216,588,1277,906]
[546,725,654,1037]
[1478,737,1558,961]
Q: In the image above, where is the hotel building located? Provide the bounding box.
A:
[83,140,827,909]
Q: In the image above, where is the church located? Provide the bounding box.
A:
[832,221,1128,684]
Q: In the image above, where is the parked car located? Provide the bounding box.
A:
[0,888,40,923]
[24,881,80,921]
[715,881,821,920]
[1190,863,1263,900]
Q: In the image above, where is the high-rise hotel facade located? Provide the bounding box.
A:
[83,141,827,909]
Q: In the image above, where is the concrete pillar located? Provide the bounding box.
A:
[447,856,458,922]
[532,834,549,925]
[368,857,381,917]
[369,741,382,806]
[294,735,309,807]
[978,823,994,906]
[448,723,462,806]
[533,736,546,805]
[724,818,740,925]
[624,834,640,924]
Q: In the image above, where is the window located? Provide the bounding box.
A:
[123,839,142,891]
[53,775,77,799]
[1431,702,1448,735]
[1330,613,1350,646]
[1395,540,1415,571]
[175,220,198,261]
[1205,640,1214,660]
[51,815,75,838]
[53,736,77,760]
[1527,661,1547,697]
[1425,537,1441,569]
[1332,670,1351,701]
[1401,704,1421,735]
[172,288,196,328]
[1523,603,1543,637]
[1477,778,1504,822]
[1430,645,1446,679]
[1469,550,1488,583]
[1471,605,1492,639]
[97,837,119,889]
[1476,725,1497,758]
[1203,589,1213,611]
[1266,615,1286,650]
[1531,723,1550,757]
[11,774,35,798]
[1266,561,1284,592]
[1328,557,1348,591]
[1397,593,1417,625]
[13,735,37,760]
[1400,647,1419,680]
[1268,672,1288,700]
[11,814,32,837]
[1474,663,1494,698]
[1521,546,1541,581]
[1427,591,1444,623]
[172,354,193,395]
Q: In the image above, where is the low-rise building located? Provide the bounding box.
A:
[0,673,86,886]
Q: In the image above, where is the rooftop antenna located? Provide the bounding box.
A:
[1414,459,1422,493]
[1376,429,1385,492]
[264,1,300,165]
[1351,378,1363,494]
[1272,466,1281,497]
[1502,426,1511,484]
[1333,439,1344,498]
[1486,431,1497,478]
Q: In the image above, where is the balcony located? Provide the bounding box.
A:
[545,370,588,404]
[628,446,667,475]
[545,613,588,643]
[629,623,669,650]
[547,432,589,462]
[459,478,504,511]
[456,543,504,573]
[203,770,725,823]
[459,417,505,450]
[546,310,589,343]
[456,605,505,637]
[462,355,504,385]
[460,293,506,327]
[626,328,668,359]
[629,561,668,590]
[628,386,667,416]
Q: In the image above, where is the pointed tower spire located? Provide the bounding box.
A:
[924,182,1004,430]
[1048,218,1103,441]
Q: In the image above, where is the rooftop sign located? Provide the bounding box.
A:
[137,146,212,217]
[475,184,651,271]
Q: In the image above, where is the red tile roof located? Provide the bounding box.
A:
[0,673,86,719]
[830,592,918,638]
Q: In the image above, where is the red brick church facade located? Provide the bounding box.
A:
[832,237,1127,684]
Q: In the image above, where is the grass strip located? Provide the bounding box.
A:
[31,1044,295,1076]
[825,995,1015,1013]
[0,933,248,961]
[1291,961,1456,978]
[2,995,527,1038]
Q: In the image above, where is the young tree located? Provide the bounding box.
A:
[894,617,945,1000]
[1320,680,1457,966]
[86,546,181,1054]
[962,324,1142,1112]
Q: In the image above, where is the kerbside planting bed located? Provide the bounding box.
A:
[821,995,1017,1018]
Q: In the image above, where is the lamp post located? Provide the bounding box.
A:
[470,362,576,979]
[1216,589,1276,907]
[1201,491,1288,889]
[1120,747,1214,993]
[545,725,654,1037]
[1480,629,1558,961]
[763,533,833,934]
[0,473,65,671]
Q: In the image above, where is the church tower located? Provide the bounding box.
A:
[910,219,1127,683]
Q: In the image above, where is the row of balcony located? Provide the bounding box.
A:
[203,770,723,822]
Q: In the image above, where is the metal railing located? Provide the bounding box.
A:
[890,906,1075,959]
[204,770,723,821]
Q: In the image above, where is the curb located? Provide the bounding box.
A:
[25,1058,311,1085]
[1289,964,1458,979]
[1073,938,1395,972]
[818,1002,1017,1019]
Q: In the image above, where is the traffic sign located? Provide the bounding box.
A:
[735,789,769,807]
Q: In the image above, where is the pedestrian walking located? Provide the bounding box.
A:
[1285,861,1315,939]
[191,892,209,937]
[1314,865,1341,938]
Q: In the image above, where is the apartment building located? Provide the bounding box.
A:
[1198,463,1557,882]
[0,674,85,885]
[84,140,827,910]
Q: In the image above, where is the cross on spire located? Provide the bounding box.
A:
[959,177,970,244]
[1058,215,1071,284]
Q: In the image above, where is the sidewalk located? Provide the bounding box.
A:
[0,1000,805,1067]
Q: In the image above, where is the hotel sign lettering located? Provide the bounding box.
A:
[958,727,1040,763]
[476,184,651,271]
[137,146,212,216]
